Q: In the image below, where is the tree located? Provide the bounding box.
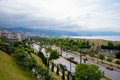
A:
[106,57,112,62]
[56,65,59,75]
[116,52,120,59]
[12,48,31,69]
[115,60,120,65]
[62,69,65,80]
[49,50,59,60]
[98,53,105,63]
[107,41,114,48]
[106,57,113,66]
[75,63,102,80]
[51,62,54,72]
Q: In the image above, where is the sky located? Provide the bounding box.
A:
[0,0,120,32]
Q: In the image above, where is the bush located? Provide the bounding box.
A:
[75,63,102,80]
[115,60,120,65]
[106,57,113,62]
[116,52,120,59]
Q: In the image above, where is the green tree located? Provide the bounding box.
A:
[98,53,105,63]
[75,63,102,80]
[62,69,65,80]
[115,60,120,65]
[107,41,114,47]
[49,50,59,60]
[106,57,112,62]
[116,52,120,59]
[56,65,59,75]
[106,57,113,66]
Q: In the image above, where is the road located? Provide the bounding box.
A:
[52,46,120,80]
[32,44,120,80]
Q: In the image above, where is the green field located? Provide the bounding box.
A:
[0,50,35,80]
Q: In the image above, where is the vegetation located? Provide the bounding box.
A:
[106,57,113,62]
[98,53,105,63]
[0,50,35,80]
[75,63,102,80]
[62,69,65,80]
[56,65,59,75]
[49,50,60,60]
[115,60,120,65]
[33,37,91,52]
[101,41,120,50]
[31,53,61,80]
[0,37,57,80]
[116,52,120,59]
[32,37,120,61]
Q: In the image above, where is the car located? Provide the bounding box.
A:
[106,67,114,70]
[58,63,67,71]
[68,70,74,76]
[83,58,88,61]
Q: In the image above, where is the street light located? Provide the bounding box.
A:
[96,45,99,64]
[80,52,82,63]
[60,43,62,56]
[46,52,50,72]
[69,57,74,73]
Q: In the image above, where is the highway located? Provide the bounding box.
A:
[32,43,120,80]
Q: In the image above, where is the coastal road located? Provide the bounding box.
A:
[32,44,120,80]
[52,46,120,80]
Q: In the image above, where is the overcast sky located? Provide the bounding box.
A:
[0,0,120,32]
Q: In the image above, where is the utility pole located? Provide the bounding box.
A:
[70,57,74,73]
[79,49,82,63]
[61,43,62,56]
[96,45,99,64]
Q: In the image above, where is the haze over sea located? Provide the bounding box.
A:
[70,36,120,41]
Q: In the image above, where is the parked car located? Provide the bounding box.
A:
[58,63,67,71]
[106,67,114,70]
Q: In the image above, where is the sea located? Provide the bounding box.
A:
[69,36,120,41]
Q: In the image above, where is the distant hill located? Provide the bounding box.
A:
[1,27,78,36]
[0,50,34,80]
[1,27,120,36]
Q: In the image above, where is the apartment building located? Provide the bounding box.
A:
[0,29,27,42]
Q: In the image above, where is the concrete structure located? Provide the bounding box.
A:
[0,29,27,42]
[0,29,3,37]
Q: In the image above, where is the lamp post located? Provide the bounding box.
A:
[96,45,99,64]
[69,57,74,73]
[46,52,50,72]
[61,43,62,56]
[79,49,82,63]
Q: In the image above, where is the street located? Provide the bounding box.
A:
[52,46,120,80]
[32,43,120,80]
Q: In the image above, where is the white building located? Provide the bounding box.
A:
[0,30,3,37]
[0,29,27,42]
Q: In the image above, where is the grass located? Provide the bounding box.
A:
[0,50,35,80]
[102,76,112,80]
[31,53,62,80]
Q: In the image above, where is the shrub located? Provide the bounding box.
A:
[115,60,120,65]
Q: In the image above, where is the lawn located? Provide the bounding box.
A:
[0,50,35,80]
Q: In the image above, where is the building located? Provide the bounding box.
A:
[0,29,27,42]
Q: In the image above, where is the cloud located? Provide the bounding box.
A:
[0,0,120,32]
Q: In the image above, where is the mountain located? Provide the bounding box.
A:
[1,27,78,36]
[1,27,120,36]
